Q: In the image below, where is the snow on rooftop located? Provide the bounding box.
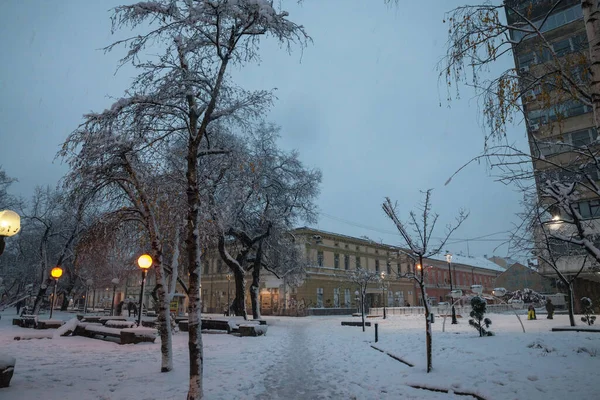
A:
[428,253,506,272]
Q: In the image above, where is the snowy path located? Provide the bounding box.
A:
[258,319,342,399]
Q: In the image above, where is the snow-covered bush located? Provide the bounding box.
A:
[469,296,494,337]
[580,297,596,326]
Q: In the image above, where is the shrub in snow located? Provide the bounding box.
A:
[580,297,596,326]
[469,296,494,337]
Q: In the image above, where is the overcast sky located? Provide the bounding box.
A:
[0,0,529,261]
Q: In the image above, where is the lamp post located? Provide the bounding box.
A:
[226,273,232,316]
[445,252,458,324]
[380,271,387,319]
[0,210,21,256]
[49,266,63,319]
[110,278,119,316]
[137,254,152,326]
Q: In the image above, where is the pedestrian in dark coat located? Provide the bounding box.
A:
[546,299,555,319]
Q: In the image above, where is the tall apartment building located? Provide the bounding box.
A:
[505,0,600,304]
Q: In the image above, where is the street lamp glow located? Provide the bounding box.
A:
[137,254,153,269]
[51,267,63,279]
[551,215,560,221]
[416,264,422,270]
[445,252,452,264]
[0,210,21,237]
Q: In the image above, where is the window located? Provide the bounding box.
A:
[334,288,340,307]
[344,289,351,307]
[397,263,402,275]
[344,254,350,270]
[356,256,361,269]
[552,38,572,57]
[334,253,339,268]
[575,199,600,219]
[375,259,380,272]
[345,244,349,249]
[334,242,339,247]
[203,260,209,275]
[512,5,583,41]
[356,245,360,251]
[387,262,392,275]
[317,288,323,308]
[317,250,324,267]
[518,52,535,68]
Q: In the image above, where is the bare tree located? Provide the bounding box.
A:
[347,268,381,332]
[382,190,468,373]
[66,2,308,396]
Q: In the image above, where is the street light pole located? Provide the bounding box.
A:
[49,267,63,320]
[110,278,119,316]
[446,252,458,324]
[137,254,153,326]
[380,271,387,319]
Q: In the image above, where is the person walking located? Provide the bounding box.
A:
[545,298,555,319]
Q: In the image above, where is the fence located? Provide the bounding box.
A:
[369,304,521,316]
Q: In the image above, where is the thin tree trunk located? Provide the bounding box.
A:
[32,279,51,315]
[583,0,600,131]
[567,283,576,326]
[152,242,173,372]
[361,291,366,332]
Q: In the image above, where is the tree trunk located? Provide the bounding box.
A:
[583,0,600,131]
[250,277,260,320]
[567,282,576,326]
[231,270,247,319]
[250,249,262,319]
[32,279,51,315]
[186,137,203,400]
[152,242,173,373]
[361,291,366,332]
[418,255,432,373]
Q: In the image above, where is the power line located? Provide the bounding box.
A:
[318,211,511,244]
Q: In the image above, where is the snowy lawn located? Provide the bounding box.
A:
[0,310,598,399]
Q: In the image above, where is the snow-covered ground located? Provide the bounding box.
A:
[0,309,598,399]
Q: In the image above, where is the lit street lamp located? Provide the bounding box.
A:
[0,209,20,256]
[137,254,152,326]
[49,266,63,319]
[226,273,232,316]
[445,252,458,324]
[380,271,387,319]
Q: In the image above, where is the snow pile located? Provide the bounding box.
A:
[53,318,79,338]
[0,354,16,369]
[121,327,158,339]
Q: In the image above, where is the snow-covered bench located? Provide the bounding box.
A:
[36,319,65,330]
[75,323,158,345]
[104,320,136,329]
[238,324,267,337]
[12,315,37,328]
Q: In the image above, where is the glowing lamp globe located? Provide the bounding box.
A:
[0,210,20,237]
[137,254,153,270]
[51,267,63,279]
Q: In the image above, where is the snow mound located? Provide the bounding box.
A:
[54,317,79,338]
[0,355,16,369]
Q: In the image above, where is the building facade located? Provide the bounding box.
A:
[506,0,600,303]
[200,227,507,315]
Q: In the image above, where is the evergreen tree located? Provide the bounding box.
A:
[469,296,494,337]
[580,297,596,326]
